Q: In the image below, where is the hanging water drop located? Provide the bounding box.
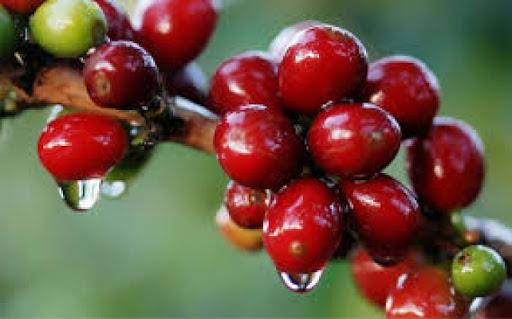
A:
[57,178,102,211]
[279,269,324,293]
[101,181,127,199]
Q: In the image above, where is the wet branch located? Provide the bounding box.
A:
[0,63,219,153]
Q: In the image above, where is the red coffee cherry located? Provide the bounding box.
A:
[38,113,128,181]
[351,247,420,308]
[133,0,218,71]
[83,40,159,109]
[263,177,344,274]
[364,55,440,138]
[269,20,321,61]
[209,51,280,115]
[165,62,207,105]
[279,24,368,115]
[0,0,44,13]
[307,103,401,179]
[474,279,512,319]
[225,181,269,229]
[93,0,134,40]
[214,105,305,190]
[386,266,469,319]
[340,174,421,265]
[406,117,485,213]
[216,205,263,253]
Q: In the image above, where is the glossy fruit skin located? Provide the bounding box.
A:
[0,0,44,13]
[83,40,159,109]
[209,51,281,115]
[351,247,420,308]
[0,5,15,60]
[165,62,207,105]
[406,117,485,213]
[214,105,305,190]
[307,103,401,179]
[30,0,107,58]
[38,113,128,181]
[279,24,368,115]
[364,55,440,138]
[225,181,269,229]
[386,266,469,319]
[452,245,506,298]
[340,174,420,265]
[474,279,512,319]
[216,205,263,252]
[133,0,218,71]
[269,20,321,61]
[93,0,134,40]
[263,178,343,273]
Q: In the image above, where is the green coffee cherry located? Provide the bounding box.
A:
[102,124,155,199]
[452,245,507,297]
[102,148,154,198]
[29,0,107,57]
[0,5,16,60]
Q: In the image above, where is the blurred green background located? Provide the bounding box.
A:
[0,0,511,317]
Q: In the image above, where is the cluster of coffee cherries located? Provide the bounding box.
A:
[210,20,510,318]
[1,1,511,317]
[0,0,216,209]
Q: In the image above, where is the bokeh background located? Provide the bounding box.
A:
[0,0,511,317]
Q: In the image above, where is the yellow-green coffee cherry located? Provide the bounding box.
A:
[452,245,507,297]
[30,0,107,57]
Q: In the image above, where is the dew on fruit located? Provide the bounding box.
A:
[279,269,324,293]
[57,178,102,211]
[101,181,127,199]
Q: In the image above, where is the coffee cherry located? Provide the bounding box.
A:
[216,205,263,252]
[165,63,207,105]
[133,0,218,71]
[214,105,305,190]
[279,24,368,115]
[83,40,159,109]
[103,145,154,198]
[30,0,107,58]
[0,5,16,60]
[269,20,321,61]
[351,247,420,308]
[340,174,420,265]
[209,51,280,115]
[307,103,401,179]
[363,56,440,138]
[386,266,469,319]
[474,280,512,319]
[38,113,128,181]
[452,245,506,298]
[93,0,134,40]
[225,181,269,229]
[0,0,43,13]
[263,177,343,274]
[406,117,485,213]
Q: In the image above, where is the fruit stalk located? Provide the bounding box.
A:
[0,63,218,152]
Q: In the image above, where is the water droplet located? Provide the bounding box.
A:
[279,269,324,293]
[58,178,102,212]
[101,181,127,199]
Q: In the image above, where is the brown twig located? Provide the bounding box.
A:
[0,64,219,153]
